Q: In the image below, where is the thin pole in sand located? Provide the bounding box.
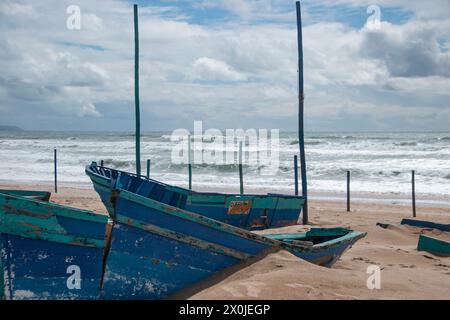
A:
[347,170,350,212]
[146,159,151,179]
[133,4,141,177]
[54,148,57,193]
[294,155,299,196]
[412,170,416,217]
[296,1,308,224]
[239,141,244,195]
[188,135,192,190]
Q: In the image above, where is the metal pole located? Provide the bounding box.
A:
[412,170,416,217]
[54,148,57,193]
[239,141,244,195]
[296,1,308,224]
[294,155,299,196]
[146,159,150,179]
[347,170,350,212]
[188,136,192,190]
[133,4,141,176]
[101,160,104,167]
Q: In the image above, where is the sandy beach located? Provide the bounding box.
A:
[1,182,448,300]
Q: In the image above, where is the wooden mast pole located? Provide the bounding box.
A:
[133,4,141,176]
[296,1,308,224]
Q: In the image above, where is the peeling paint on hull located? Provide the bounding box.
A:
[101,189,366,299]
[1,235,104,300]
[0,192,107,300]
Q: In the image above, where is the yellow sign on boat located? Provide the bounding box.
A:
[228,201,252,215]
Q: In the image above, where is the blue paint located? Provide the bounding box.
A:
[1,234,104,300]
[114,195,272,255]
[401,219,450,232]
[0,192,107,300]
[101,223,239,299]
[86,163,305,229]
[101,188,366,299]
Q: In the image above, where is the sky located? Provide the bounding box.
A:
[0,0,449,132]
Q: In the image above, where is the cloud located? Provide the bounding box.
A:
[360,21,450,78]
[0,0,448,131]
[79,102,101,117]
[193,57,247,81]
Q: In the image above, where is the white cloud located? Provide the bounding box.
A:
[193,57,247,81]
[80,102,101,117]
[0,0,448,130]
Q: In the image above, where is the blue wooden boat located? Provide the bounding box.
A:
[86,162,305,230]
[0,191,108,300]
[401,218,450,232]
[101,188,366,299]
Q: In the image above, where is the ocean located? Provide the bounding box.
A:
[1,131,449,198]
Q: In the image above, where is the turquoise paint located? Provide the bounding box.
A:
[417,234,450,257]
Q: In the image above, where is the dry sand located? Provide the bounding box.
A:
[1,182,449,300]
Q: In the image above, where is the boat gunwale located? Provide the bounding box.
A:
[115,188,281,247]
[0,192,107,248]
[0,192,108,224]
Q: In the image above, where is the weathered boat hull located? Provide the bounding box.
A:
[417,234,450,257]
[0,192,108,300]
[101,189,276,299]
[266,228,367,267]
[86,162,305,230]
[401,218,450,232]
[101,189,366,299]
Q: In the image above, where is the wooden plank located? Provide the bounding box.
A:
[0,190,50,202]
[117,189,281,247]
[115,214,251,260]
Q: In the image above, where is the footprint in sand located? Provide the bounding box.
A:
[285,283,317,294]
[222,281,266,298]
[352,257,376,264]
[434,263,450,269]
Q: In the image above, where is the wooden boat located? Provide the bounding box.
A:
[0,189,51,202]
[0,188,365,300]
[401,218,450,232]
[100,188,366,299]
[417,234,450,257]
[86,162,305,230]
[0,191,108,300]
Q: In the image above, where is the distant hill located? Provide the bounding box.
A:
[0,125,24,132]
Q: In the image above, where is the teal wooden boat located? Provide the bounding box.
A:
[86,162,305,230]
[0,191,108,300]
[417,234,450,257]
